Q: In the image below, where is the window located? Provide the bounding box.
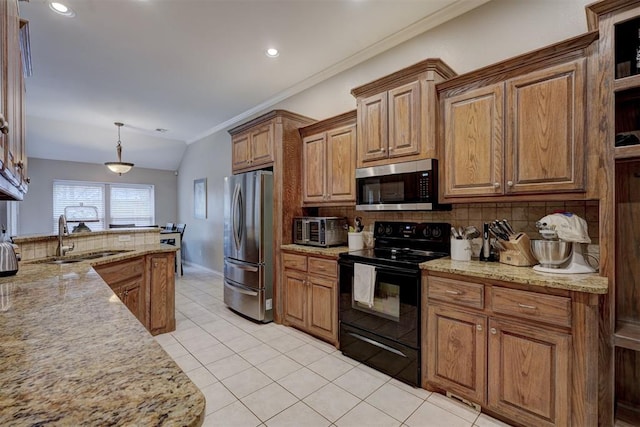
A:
[53,180,155,233]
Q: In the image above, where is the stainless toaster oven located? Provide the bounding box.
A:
[293,217,347,247]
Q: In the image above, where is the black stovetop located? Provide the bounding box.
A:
[340,221,451,269]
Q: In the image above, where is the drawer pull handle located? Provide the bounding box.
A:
[517,303,537,310]
[445,290,461,295]
[476,324,482,331]
[490,328,497,335]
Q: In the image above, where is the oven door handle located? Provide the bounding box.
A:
[346,331,408,358]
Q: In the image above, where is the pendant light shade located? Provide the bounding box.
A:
[105,122,134,175]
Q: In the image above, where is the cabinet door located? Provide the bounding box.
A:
[148,253,175,335]
[488,318,571,427]
[427,304,487,404]
[250,122,275,168]
[357,92,388,165]
[388,80,420,159]
[232,132,251,172]
[443,84,504,198]
[302,133,327,203]
[326,124,356,203]
[122,277,146,326]
[1,0,21,186]
[307,274,337,343]
[283,269,306,330]
[505,59,585,194]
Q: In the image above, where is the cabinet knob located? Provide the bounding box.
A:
[476,324,483,331]
[15,161,23,169]
[507,180,514,187]
[493,182,500,189]
[388,147,394,151]
[490,327,497,335]
[381,148,386,153]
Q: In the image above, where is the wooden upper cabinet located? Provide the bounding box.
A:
[358,92,388,163]
[438,32,596,202]
[352,59,456,169]
[300,110,357,206]
[301,133,326,203]
[388,80,421,158]
[505,60,585,194]
[443,84,504,197]
[231,132,251,171]
[250,123,275,168]
[230,122,275,173]
[0,0,28,200]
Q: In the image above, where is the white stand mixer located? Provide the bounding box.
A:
[533,213,596,274]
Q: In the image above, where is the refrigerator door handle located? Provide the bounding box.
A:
[224,259,259,272]
[232,183,243,250]
[224,280,258,296]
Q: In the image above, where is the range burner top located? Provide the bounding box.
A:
[340,221,451,269]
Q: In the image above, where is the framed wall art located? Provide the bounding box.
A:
[193,178,207,219]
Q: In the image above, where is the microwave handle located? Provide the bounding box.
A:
[302,219,309,243]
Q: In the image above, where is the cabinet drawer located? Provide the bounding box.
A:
[283,252,308,271]
[308,257,337,278]
[427,276,484,309]
[491,287,571,328]
[95,257,144,285]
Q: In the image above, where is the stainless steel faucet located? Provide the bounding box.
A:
[57,214,75,256]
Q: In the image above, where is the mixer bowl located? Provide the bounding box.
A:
[530,240,573,268]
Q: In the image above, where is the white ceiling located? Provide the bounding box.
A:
[21,0,488,171]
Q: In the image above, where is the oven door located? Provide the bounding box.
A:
[338,258,420,349]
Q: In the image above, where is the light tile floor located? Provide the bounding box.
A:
[155,265,514,427]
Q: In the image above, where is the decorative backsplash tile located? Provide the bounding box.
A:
[318,200,600,243]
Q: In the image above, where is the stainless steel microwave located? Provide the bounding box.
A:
[355,159,448,211]
[293,217,347,247]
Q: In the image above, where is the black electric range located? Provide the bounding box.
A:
[338,221,451,386]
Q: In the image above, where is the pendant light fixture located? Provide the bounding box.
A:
[105,122,134,175]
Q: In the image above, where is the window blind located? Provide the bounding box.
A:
[53,181,105,233]
[53,180,155,232]
[110,185,154,226]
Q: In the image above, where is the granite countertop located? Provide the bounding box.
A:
[0,245,205,426]
[422,258,608,294]
[12,227,161,244]
[281,244,350,258]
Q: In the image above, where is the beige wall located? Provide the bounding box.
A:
[19,158,178,236]
[177,0,594,273]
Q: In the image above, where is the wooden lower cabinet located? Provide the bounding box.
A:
[427,304,486,404]
[94,252,176,335]
[147,252,176,335]
[282,251,338,345]
[487,318,571,427]
[424,272,592,427]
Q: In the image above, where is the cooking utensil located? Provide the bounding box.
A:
[451,226,462,239]
[463,226,480,240]
[354,217,364,232]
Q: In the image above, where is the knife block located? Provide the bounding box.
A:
[498,233,538,267]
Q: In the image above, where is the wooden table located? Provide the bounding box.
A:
[160,230,182,275]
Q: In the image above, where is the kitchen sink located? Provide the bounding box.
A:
[44,259,83,265]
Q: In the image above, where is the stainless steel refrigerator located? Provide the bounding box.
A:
[223,170,274,323]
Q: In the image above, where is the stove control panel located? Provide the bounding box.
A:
[374,221,450,243]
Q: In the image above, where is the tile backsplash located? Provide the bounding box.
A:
[318,200,600,243]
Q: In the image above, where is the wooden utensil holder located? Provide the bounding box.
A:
[498,233,538,267]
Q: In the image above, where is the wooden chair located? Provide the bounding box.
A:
[165,222,175,231]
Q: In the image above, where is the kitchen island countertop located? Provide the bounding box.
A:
[421,257,608,294]
[0,244,205,426]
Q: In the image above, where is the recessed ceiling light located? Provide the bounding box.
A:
[49,2,76,17]
[265,48,279,58]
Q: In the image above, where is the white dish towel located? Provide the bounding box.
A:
[353,263,376,307]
